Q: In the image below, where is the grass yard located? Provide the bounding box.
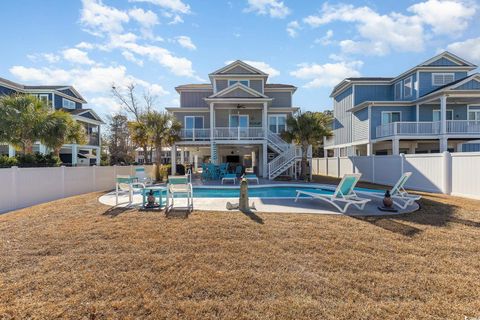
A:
[1,176,480,319]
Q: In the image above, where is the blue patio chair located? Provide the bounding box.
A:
[219,163,228,178]
[201,163,209,180]
[235,165,243,176]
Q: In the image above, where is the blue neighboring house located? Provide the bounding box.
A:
[326,51,480,156]
[0,77,104,165]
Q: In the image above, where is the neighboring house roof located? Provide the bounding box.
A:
[209,60,268,76]
[0,76,87,103]
[331,51,478,97]
[264,83,297,92]
[175,83,212,93]
[61,108,104,124]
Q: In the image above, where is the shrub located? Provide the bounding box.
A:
[15,153,60,167]
[0,155,18,167]
[158,164,171,181]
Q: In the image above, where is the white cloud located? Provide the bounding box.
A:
[286,20,300,38]
[245,0,290,18]
[122,51,144,66]
[168,14,184,24]
[80,0,130,36]
[446,37,480,64]
[225,60,280,77]
[129,7,159,29]
[129,0,191,14]
[408,0,476,35]
[76,41,95,50]
[90,96,123,113]
[314,29,334,46]
[176,36,196,50]
[27,53,61,64]
[290,60,363,88]
[9,65,168,97]
[304,3,424,56]
[62,48,95,65]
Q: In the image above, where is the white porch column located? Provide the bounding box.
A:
[194,154,199,172]
[171,144,177,175]
[180,147,185,164]
[439,136,448,153]
[210,102,214,140]
[96,147,101,165]
[366,142,373,156]
[262,102,268,137]
[262,141,268,179]
[416,103,420,121]
[8,145,16,158]
[251,151,256,169]
[440,95,447,135]
[71,144,78,166]
[392,139,400,155]
[408,142,417,154]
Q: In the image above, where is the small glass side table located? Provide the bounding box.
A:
[141,186,167,210]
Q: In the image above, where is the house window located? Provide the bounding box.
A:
[229,114,249,128]
[185,116,204,129]
[403,76,413,98]
[432,73,454,86]
[433,110,453,121]
[468,109,480,120]
[37,94,51,107]
[268,114,287,133]
[228,80,249,87]
[62,98,76,109]
[394,81,402,100]
[381,111,401,124]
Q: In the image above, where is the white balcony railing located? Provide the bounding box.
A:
[446,120,480,134]
[179,127,265,141]
[376,121,440,138]
[376,120,480,138]
[179,128,211,141]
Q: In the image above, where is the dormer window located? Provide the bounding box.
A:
[228,79,249,87]
[432,73,454,86]
[62,98,76,109]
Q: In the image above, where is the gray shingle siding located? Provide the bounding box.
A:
[216,80,228,92]
[225,66,256,74]
[173,112,211,128]
[180,91,212,108]
[353,108,369,141]
[250,80,263,93]
[267,91,291,108]
[333,87,353,145]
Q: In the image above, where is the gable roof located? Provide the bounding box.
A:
[420,73,480,97]
[0,76,87,103]
[209,60,268,77]
[331,52,478,97]
[207,82,269,99]
[63,108,104,123]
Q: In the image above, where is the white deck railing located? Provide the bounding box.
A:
[179,127,265,140]
[179,129,211,141]
[376,121,443,138]
[446,120,480,134]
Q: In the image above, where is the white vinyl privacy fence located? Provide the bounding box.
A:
[312,152,480,199]
[0,165,155,214]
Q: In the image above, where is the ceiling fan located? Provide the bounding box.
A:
[236,104,246,109]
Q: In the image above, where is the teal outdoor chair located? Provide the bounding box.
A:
[166,175,193,212]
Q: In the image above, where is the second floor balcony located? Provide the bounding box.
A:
[179,127,267,141]
[376,120,480,138]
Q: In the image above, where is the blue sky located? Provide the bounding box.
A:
[0,0,479,118]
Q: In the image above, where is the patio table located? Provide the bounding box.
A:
[141,186,167,210]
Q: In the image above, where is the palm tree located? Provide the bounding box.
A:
[128,118,150,164]
[143,111,181,180]
[0,94,49,154]
[282,111,332,180]
[42,111,87,157]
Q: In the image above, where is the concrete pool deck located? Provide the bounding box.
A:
[98,182,420,216]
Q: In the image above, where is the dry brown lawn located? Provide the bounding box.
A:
[1,176,480,319]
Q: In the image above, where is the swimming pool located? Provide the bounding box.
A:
[192,185,332,198]
[191,184,383,198]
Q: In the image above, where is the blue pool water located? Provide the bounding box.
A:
[192,186,332,198]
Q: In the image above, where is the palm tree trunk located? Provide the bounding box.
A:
[155,143,162,181]
[143,146,148,164]
[301,144,308,180]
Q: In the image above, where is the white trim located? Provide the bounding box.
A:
[381,111,402,125]
[467,105,480,120]
[73,115,103,125]
[210,60,267,76]
[208,82,268,99]
[268,114,287,133]
[229,114,249,128]
[420,51,475,67]
[416,70,420,99]
[432,73,454,86]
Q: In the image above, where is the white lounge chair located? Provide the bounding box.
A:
[357,172,421,209]
[135,167,153,185]
[295,173,370,213]
[244,174,259,184]
[166,175,193,212]
[222,173,237,184]
[115,175,145,205]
